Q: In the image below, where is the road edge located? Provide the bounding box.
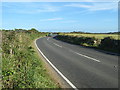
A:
[34,37,78,90]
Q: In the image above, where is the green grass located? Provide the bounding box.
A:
[2,30,59,88]
[62,33,119,40]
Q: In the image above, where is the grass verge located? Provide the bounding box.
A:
[2,29,59,88]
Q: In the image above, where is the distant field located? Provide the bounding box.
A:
[61,33,119,40]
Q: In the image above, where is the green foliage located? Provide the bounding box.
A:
[100,37,114,48]
[55,35,120,54]
[2,29,58,88]
[62,33,119,40]
[99,37,120,53]
[27,28,39,34]
[55,35,97,46]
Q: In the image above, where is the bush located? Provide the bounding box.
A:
[85,37,96,45]
[55,35,97,46]
[100,37,115,48]
[55,35,120,53]
[99,37,120,53]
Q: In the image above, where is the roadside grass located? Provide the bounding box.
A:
[62,33,119,40]
[2,30,59,88]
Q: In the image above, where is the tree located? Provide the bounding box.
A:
[29,28,39,33]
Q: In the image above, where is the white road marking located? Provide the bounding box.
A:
[53,43,62,48]
[69,50,100,62]
[35,39,78,90]
[47,37,50,41]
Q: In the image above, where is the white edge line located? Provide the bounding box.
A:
[35,39,78,90]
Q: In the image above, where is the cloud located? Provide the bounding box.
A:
[36,4,60,13]
[2,0,119,2]
[47,18,63,21]
[89,2,118,11]
[64,2,118,11]
[64,4,92,8]
[2,3,60,14]
[15,8,58,14]
[60,20,78,23]
[40,18,63,21]
[3,2,118,15]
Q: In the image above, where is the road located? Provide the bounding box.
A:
[36,36,118,88]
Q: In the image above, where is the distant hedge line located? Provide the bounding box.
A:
[54,35,120,54]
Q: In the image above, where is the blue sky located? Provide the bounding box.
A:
[2,2,118,32]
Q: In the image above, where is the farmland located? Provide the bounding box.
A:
[61,33,119,40]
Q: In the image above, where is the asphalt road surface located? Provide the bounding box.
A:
[36,36,118,88]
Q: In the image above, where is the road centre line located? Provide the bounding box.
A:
[47,37,50,41]
[51,38,100,62]
[53,43,62,48]
[35,39,78,90]
[69,49,101,62]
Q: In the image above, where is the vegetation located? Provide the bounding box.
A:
[99,37,120,53]
[2,29,59,88]
[54,34,120,54]
[61,33,119,40]
[1,29,119,88]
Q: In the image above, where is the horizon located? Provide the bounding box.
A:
[2,2,118,33]
[2,28,119,33]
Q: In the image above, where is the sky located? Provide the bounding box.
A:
[1,1,118,33]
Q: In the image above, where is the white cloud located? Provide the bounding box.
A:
[2,0,119,2]
[64,4,92,8]
[60,20,78,23]
[47,18,63,21]
[64,2,118,11]
[40,18,63,21]
[89,2,118,11]
[3,3,60,14]
[37,5,60,13]
[16,8,58,14]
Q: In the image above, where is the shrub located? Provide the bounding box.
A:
[100,37,115,48]
[99,37,120,53]
[55,35,120,53]
[55,35,97,46]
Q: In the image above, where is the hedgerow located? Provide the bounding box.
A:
[54,35,120,54]
[2,29,58,88]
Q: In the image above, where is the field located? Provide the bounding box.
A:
[61,33,119,40]
[2,29,59,88]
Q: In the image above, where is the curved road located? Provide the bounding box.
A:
[36,36,118,88]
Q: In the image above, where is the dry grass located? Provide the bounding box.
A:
[62,33,119,40]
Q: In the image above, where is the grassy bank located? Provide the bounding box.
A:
[2,29,59,88]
